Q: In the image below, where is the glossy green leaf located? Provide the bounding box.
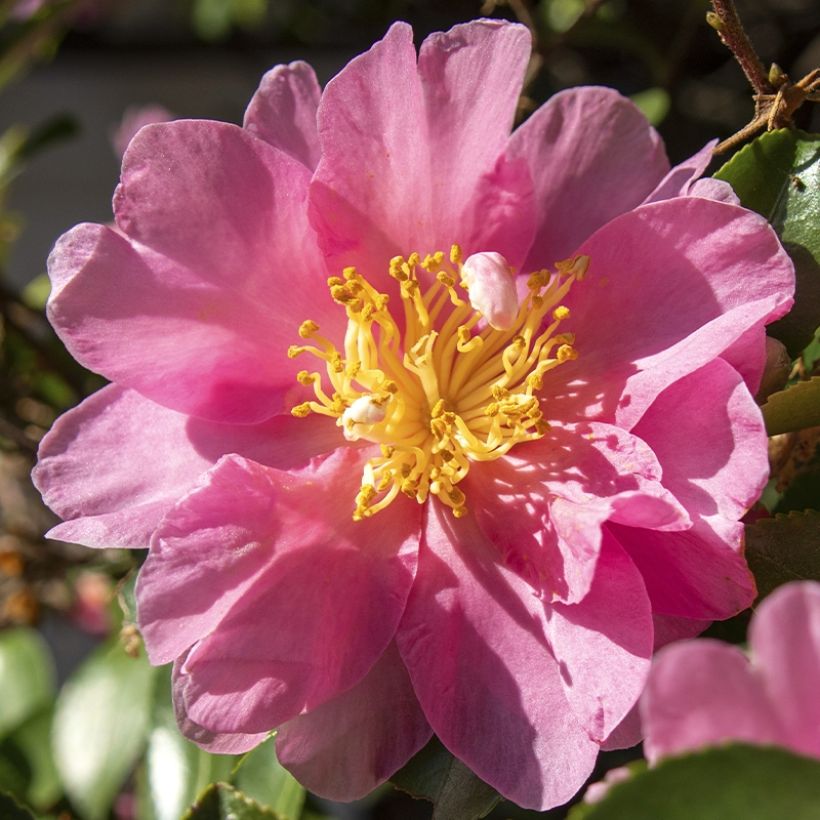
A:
[0,629,55,738]
[0,792,36,820]
[232,735,304,819]
[391,738,500,820]
[569,744,820,819]
[762,377,820,435]
[140,670,234,820]
[182,783,283,820]
[714,130,820,355]
[745,511,820,599]
[53,639,158,820]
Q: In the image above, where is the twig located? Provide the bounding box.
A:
[707,0,771,96]
[707,1,820,154]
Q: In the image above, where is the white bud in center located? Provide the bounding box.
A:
[461,251,519,330]
[341,395,387,441]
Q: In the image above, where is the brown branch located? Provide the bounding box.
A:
[708,0,772,95]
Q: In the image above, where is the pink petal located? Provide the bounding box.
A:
[417,20,531,252]
[545,534,653,742]
[631,358,769,522]
[459,153,536,270]
[464,422,688,604]
[612,359,762,619]
[310,21,532,274]
[611,517,754,619]
[396,504,598,811]
[48,121,342,423]
[544,198,794,428]
[653,613,711,647]
[33,385,342,548]
[689,177,740,204]
[506,86,668,268]
[243,61,322,170]
[641,639,787,763]
[161,449,421,733]
[112,104,175,159]
[601,613,711,751]
[751,582,820,757]
[172,655,268,754]
[275,642,432,801]
[642,140,716,203]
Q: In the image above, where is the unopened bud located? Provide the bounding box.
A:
[756,336,791,402]
[768,63,787,88]
[461,251,519,330]
[705,11,723,31]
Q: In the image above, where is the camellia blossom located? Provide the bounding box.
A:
[641,581,820,763]
[34,19,794,811]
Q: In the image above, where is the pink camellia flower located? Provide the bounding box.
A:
[34,20,794,811]
[641,581,820,762]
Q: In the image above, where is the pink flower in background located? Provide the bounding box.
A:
[641,581,820,762]
[111,104,175,159]
[34,19,793,811]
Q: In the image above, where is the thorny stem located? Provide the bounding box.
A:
[708,0,772,96]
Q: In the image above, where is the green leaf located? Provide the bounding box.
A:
[714,130,820,355]
[232,735,304,820]
[761,377,820,435]
[20,274,50,310]
[629,88,670,126]
[569,744,820,820]
[0,792,36,820]
[1,708,61,811]
[53,639,158,820]
[140,669,234,820]
[182,783,284,820]
[745,511,820,599]
[0,629,55,738]
[391,738,501,820]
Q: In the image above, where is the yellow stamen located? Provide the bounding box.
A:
[290,248,587,520]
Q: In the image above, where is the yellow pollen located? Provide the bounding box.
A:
[289,249,588,520]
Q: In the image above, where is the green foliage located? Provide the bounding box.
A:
[52,639,158,820]
[568,745,820,820]
[392,738,501,820]
[714,130,820,356]
[183,782,285,820]
[0,629,55,739]
[232,736,305,820]
[139,672,234,820]
[192,0,268,40]
[0,792,36,820]
[762,377,820,435]
[629,88,670,126]
[745,511,820,600]
[0,708,61,812]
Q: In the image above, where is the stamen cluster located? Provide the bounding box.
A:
[289,245,587,520]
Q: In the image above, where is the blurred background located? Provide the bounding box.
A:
[0,1,819,818]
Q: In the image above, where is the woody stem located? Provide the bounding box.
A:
[708,0,772,95]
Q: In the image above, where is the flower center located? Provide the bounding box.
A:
[289,245,587,521]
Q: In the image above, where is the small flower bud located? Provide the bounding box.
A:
[461,251,519,330]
